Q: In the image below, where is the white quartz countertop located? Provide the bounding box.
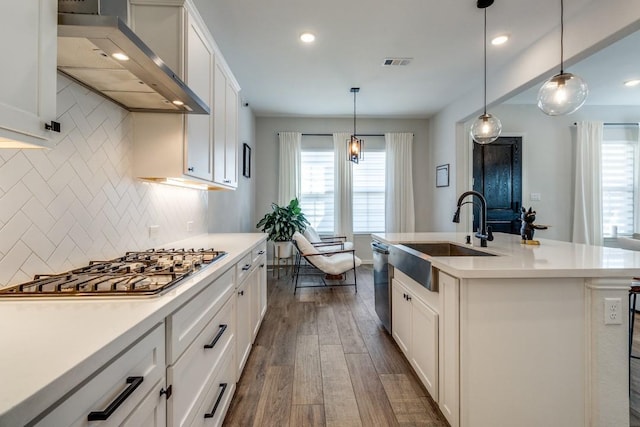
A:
[0,233,266,427]
[373,232,640,279]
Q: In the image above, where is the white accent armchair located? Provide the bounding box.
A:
[292,232,361,294]
[303,226,354,252]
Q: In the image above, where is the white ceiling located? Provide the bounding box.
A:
[506,29,640,106]
[192,0,630,118]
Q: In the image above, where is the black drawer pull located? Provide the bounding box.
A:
[257,250,265,255]
[260,264,265,268]
[204,324,228,349]
[238,290,244,296]
[242,264,251,271]
[87,376,144,421]
[204,383,228,419]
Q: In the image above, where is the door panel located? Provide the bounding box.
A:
[473,136,522,234]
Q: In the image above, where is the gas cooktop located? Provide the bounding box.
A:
[0,248,226,298]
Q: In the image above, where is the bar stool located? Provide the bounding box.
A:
[631,282,640,359]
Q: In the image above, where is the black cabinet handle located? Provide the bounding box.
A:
[238,290,244,296]
[407,295,412,301]
[260,264,265,268]
[242,264,251,271]
[204,324,228,349]
[403,293,407,300]
[87,376,144,421]
[258,250,265,255]
[188,167,194,172]
[204,383,228,419]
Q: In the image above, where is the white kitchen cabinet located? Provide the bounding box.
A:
[213,63,239,188]
[167,295,235,427]
[391,278,411,355]
[35,324,166,427]
[439,271,459,427]
[235,269,252,376]
[0,0,57,148]
[130,0,239,189]
[391,273,439,402]
[258,255,268,319]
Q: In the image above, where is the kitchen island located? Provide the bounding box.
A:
[373,232,640,427]
[0,233,266,427]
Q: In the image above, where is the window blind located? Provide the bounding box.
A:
[300,150,334,233]
[602,140,637,237]
[353,151,385,233]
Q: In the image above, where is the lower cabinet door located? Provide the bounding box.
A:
[411,297,439,401]
[189,344,236,427]
[391,279,411,356]
[259,256,267,319]
[167,295,235,427]
[121,379,168,427]
[236,277,252,376]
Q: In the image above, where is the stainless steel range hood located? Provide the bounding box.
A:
[57,0,209,114]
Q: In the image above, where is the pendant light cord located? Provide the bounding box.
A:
[560,0,564,73]
[353,90,357,137]
[483,8,487,115]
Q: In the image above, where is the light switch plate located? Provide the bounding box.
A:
[530,192,541,201]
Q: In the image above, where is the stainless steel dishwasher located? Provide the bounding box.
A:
[371,240,391,332]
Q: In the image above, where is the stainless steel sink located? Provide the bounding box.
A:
[389,242,496,292]
[403,242,496,257]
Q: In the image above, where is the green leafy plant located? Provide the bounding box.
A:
[256,198,310,241]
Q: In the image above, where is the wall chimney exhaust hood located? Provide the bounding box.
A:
[57,0,209,114]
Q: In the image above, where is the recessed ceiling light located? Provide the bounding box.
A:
[624,79,640,87]
[111,52,129,61]
[172,100,184,106]
[491,35,509,46]
[300,33,316,43]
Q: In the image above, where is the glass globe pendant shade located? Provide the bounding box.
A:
[537,72,588,116]
[470,113,502,144]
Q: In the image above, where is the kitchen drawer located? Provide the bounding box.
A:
[34,324,165,427]
[168,294,235,427]
[236,252,253,284]
[167,267,235,364]
[252,242,266,265]
[188,342,236,427]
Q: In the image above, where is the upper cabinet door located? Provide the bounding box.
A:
[0,0,57,147]
[224,82,238,187]
[185,15,213,181]
[213,63,227,186]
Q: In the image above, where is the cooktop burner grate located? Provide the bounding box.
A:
[0,248,226,297]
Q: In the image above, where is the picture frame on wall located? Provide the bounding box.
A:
[243,143,251,178]
[436,163,449,187]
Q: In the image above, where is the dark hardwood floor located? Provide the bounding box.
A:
[224,265,447,426]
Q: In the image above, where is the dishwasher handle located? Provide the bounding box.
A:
[371,241,390,254]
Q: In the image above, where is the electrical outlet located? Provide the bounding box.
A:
[148,225,160,239]
[604,298,622,325]
[187,221,194,232]
[530,192,541,201]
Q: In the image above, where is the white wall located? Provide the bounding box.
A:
[478,104,640,242]
[254,116,429,261]
[0,76,209,287]
[428,1,640,232]
[207,102,256,232]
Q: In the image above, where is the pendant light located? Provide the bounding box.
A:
[347,87,364,163]
[470,0,502,145]
[537,0,588,115]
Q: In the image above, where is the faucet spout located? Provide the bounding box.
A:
[453,191,494,247]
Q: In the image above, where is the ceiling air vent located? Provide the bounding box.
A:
[382,58,412,66]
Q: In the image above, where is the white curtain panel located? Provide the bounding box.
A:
[333,132,353,241]
[572,121,603,245]
[385,132,415,232]
[277,131,302,206]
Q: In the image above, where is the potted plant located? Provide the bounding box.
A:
[256,198,309,258]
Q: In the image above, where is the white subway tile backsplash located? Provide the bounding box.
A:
[0,76,207,287]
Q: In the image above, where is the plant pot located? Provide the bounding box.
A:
[273,241,293,258]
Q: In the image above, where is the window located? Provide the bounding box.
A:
[353,151,385,233]
[300,150,334,233]
[602,135,638,237]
